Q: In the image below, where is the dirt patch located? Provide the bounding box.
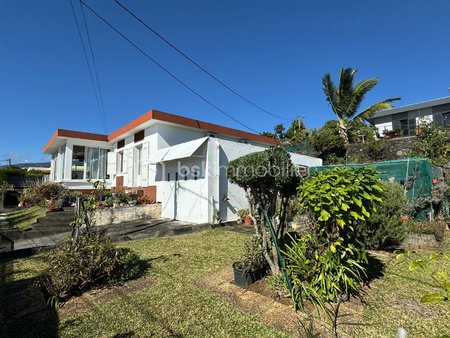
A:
[195,267,345,337]
[195,266,373,337]
[58,276,153,318]
[245,278,293,307]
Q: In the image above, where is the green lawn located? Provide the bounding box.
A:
[3,206,45,229]
[1,229,449,337]
[347,237,450,338]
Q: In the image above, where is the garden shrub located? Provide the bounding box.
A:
[284,232,367,304]
[39,233,144,305]
[354,181,409,249]
[284,167,384,309]
[24,182,68,206]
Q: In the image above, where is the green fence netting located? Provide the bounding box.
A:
[309,158,448,220]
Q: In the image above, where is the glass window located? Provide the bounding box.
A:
[72,146,85,179]
[86,148,108,179]
[443,112,450,128]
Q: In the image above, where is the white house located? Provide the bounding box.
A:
[43,110,322,224]
[369,96,450,137]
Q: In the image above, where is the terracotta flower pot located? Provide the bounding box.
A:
[432,178,439,184]
[244,215,252,225]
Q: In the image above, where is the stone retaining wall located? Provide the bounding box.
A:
[403,232,439,248]
[347,136,417,162]
[93,203,161,226]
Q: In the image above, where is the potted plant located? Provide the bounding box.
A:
[45,199,62,212]
[233,236,267,287]
[237,208,252,225]
[18,193,26,208]
[138,195,152,205]
[127,191,139,206]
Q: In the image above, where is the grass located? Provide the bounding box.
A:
[1,229,449,337]
[3,206,45,229]
[347,236,450,338]
[1,229,289,337]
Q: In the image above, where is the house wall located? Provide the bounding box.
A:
[372,102,450,136]
[49,121,322,224]
[216,139,323,223]
[49,138,111,190]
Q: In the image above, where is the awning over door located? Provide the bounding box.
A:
[145,137,209,164]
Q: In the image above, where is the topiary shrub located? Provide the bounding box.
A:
[39,233,144,306]
[227,146,301,275]
[354,181,409,250]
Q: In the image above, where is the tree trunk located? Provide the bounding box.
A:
[338,118,349,144]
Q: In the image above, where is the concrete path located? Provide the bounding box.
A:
[0,218,214,256]
[102,218,212,242]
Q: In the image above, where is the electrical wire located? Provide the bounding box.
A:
[69,0,107,133]
[79,0,108,132]
[80,0,260,134]
[113,0,293,121]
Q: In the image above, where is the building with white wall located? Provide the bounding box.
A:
[369,96,450,137]
[43,110,322,223]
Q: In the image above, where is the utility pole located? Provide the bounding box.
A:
[8,159,11,167]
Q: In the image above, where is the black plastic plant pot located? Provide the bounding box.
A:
[232,262,262,287]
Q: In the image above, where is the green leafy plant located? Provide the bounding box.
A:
[309,121,346,164]
[297,167,383,243]
[396,251,450,303]
[354,181,409,249]
[39,233,144,307]
[284,233,367,306]
[234,236,267,274]
[237,208,250,219]
[410,121,450,166]
[284,167,384,337]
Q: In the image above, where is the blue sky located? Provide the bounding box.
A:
[1,0,450,163]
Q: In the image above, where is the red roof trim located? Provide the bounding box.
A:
[108,110,278,145]
[44,110,278,154]
[43,129,108,153]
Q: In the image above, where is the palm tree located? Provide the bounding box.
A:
[322,68,400,144]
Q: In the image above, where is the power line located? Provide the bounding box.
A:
[113,0,292,121]
[69,0,107,133]
[80,0,259,134]
[79,0,108,132]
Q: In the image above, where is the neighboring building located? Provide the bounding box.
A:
[43,110,322,223]
[369,96,450,138]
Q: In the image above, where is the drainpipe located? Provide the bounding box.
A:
[215,138,221,224]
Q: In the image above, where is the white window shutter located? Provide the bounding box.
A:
[126,148,133,187]
[107,151,116,176]
[141,141,149,185]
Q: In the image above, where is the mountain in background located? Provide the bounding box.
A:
[0,162,51,169]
